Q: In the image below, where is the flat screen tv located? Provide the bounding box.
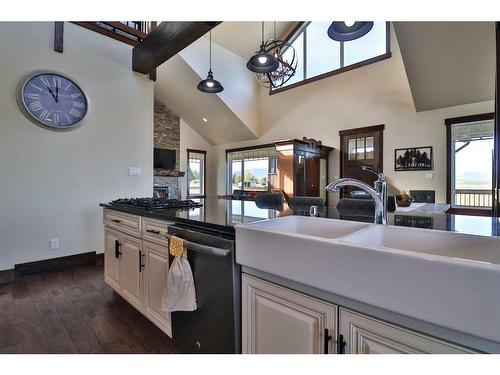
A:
[154,148,176,170]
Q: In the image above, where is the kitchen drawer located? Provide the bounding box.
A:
[104,209,141,237]
[142,217,172,246]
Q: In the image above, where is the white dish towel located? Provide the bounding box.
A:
[161,236,197,312]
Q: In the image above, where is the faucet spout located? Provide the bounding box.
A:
[326,175,389,225]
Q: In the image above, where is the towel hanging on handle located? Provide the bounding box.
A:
[161,235,197,312]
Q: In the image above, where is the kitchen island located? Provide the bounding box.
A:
[101,198,500,354]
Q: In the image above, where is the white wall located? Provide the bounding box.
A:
[214,24,494,202]
[0,22,154,270]
[179,118,215,198]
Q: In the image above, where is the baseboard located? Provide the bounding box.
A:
[0,269,15,284]
[14,251,98,279]
[96,253,104,266]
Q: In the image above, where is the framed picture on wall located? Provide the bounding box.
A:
[394,146,433,171]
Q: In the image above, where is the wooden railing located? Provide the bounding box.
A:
[454,189,492,208]
[73,21,157,46]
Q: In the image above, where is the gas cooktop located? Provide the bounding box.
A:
[110,198,203,210]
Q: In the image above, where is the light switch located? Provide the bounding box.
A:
[128,166,141,176]
[425,172,434,180]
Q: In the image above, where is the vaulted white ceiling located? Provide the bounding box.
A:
[394,22,495,112]
[155,21,496,145]
[154,22,296,145]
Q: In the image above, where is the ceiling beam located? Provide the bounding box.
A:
[132,21,221,74]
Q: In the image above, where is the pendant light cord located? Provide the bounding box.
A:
[261,21,264,44]
[209,30,212,71]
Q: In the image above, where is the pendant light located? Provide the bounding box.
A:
[246,22,279,74]
[197,30,224,93]
[327,21,374,42]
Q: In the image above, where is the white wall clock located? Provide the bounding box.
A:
[17,70,89,130]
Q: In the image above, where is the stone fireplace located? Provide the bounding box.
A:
[153,99,184,199]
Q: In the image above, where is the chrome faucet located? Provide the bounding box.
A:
[325,166,389,225]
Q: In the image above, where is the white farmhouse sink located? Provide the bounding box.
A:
[235,216,500,343]
[340,224,500,264]
[244,215,370,239]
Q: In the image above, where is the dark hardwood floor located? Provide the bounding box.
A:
[0,263,177,354]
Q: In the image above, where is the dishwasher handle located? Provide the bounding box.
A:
[165,232,230,258]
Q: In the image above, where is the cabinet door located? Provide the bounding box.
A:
[242,275,337,354]
[143,240,172,337]
[104,227,120,289]
[294,151,306,196]
[305,152,320,196]
[339,308,477,354]
[118,234,143,311]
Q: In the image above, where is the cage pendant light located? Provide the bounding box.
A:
[246,22,279,74]
[197,30,224,93]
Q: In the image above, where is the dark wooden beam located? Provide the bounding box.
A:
[54,22,64,53]
[132,21,221,74]
[494,22,500,217]
[149,22,158,81]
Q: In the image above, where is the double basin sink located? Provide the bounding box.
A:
[235,216,500,343]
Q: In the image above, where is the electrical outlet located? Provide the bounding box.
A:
[50,239,59,250]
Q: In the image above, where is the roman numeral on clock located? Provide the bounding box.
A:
[70,93,82,99]
[40,76,51,87]
[26,93,40,100]
[29,101,43,111]
[40,109,51,121]
[69,108,82,118]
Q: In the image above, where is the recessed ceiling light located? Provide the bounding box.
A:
[202,118,208,122]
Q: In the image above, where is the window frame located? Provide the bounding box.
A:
[270,21,391,95]
[225,144,275,194]
[187,148,207,198]
[445,113,494,217]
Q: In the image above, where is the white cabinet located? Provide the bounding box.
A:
[118,233,143,311]
[242,275,479,355]
[242,274,337,354]
[143,240,171,336]
[339,308,478,354]
[104,227,120,288]
[103,211,172,338]
[104,227,143,311]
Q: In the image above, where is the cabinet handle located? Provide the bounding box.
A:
[111,219,121,223]
[146,229,160,234]
[324,328,332,354]
[114,240,122,259]
[139,250,145,272]
[337,334,346,354]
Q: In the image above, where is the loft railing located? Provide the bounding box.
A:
[454,189,492,208]
[73,21,157,46]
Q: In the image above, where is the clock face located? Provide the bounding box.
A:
[19,72,88,129]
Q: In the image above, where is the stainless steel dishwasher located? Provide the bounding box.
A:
[166,223,240,354]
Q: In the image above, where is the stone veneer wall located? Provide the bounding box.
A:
[154,176,184,199]
[154,98,180,170]
[154,99,182,199]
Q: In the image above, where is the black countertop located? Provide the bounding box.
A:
[100,198,500,238]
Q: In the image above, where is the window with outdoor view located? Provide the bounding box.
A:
[273,21,389,92]
[449,117,494,211]
[226,147,276,193]
[187,149,206,197]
